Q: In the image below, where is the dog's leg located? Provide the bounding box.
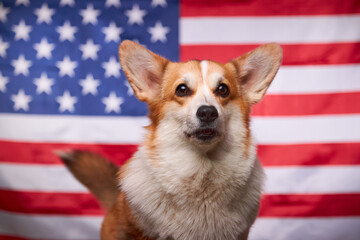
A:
[238,228,250,240]
[101,192,154,240]
[101,205,123,240]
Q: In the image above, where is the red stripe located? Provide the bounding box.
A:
[181,0,360,17]
[0,236,86,240]
[260,194,360,217]
[0,237,94,240]
[258,143,360,166]
[0,140,137,165]
[0,237,32,240]
[1,141,360,166]
[1,189,359,217]
[180,43,360,65]
[0,190,104,216]
[252,92,360,116]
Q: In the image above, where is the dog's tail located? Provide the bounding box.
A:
[56,150,120,210]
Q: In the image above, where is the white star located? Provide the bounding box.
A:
[79,39,100,60]
[102,57,121,78]
[125,4,146,25]
[56,90,77,112]
[151,0,167,8]
[0,2,10,23]
[0,37,9,58]
[34,3,54,24]
[11,89,32,111]
[79,4,100,25]
[0,72,9,93]
[34,73,54,94]
[12,54,32,76]
[102,22,123,42]
[12,20,32,41]
[60,0,75,7]
[15,0,30,6]
[148,21,170,43]
[56,56,77,77]
[124,81,134,96]
[79,74,100,95]
[102,91,123,113]
[105,0,121,8]
[34,38,54,59]
[57,21,77,42]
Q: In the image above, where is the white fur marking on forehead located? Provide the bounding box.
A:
[200,60,213,100]
[200,60,208,82]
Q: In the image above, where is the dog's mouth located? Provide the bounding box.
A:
[186,128,218,143]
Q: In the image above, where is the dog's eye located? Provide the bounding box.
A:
[176,84,191,97]
[215,83,229,97]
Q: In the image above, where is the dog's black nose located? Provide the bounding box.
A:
[196,105,218,122]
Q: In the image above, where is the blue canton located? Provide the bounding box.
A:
[0,0,179,116]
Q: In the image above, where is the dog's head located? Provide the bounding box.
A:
[119,41,282,151]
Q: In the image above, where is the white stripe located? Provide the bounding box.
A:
[0,210,359,240]
[0,113,148,144]
[0,163,89,192]
[180,15,360,44]
[0,210,101,240]
[252,114,360,144]
[2,163,359,194]
[268,64,360,94]
[250,217,360,240]
[1,113,360,144]
[264,166,360,194]
[251,114,360,144]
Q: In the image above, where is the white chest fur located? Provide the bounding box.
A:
[121,144,264,240]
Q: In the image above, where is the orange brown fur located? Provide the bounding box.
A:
[101,191,149,240]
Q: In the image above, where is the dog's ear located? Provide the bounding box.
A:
[119,40,169,102]
[228,43,282,105]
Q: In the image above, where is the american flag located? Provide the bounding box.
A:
[0,0,359,239]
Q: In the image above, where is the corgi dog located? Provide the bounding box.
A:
[58,40,282,240]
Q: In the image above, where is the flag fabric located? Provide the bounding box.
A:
[0,0,359,239]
